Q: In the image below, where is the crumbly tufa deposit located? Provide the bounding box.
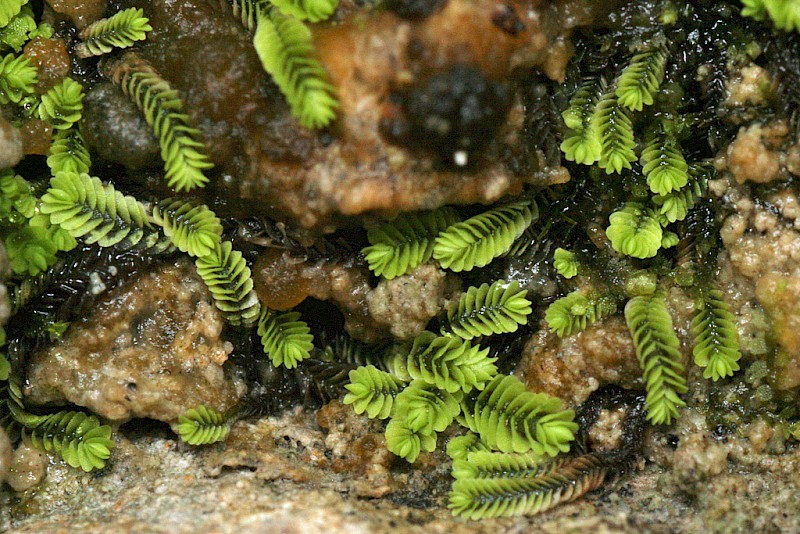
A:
[24,260,246,423]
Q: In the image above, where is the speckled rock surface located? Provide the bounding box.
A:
[367,264,460,340]
[518,316,643,404]
[2,390,800,533]
[24,260,246,423]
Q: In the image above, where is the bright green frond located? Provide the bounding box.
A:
[641,130,688,196]
[343,364,405,419]
[40,171,152,249]
[653,163,709,223]
[545,290,617,338]
[75,7,152,58]
[253,9,338,128]
[0,0,26,28]
[451,450,545,481]
[0,6,36,52]
[5,226,58,276]
[363,207,460,279]
[625,291,687,425]
[449,453,606,519]
[385,416,436,463]
[743,0,800,31]
[387,331,497,394]
[257,307,313,368]
[560,79,603,165]
[108,53,213,191]
[691,288,742,381]
[741,0,768,20]
[17,410,114,472]
[561,128,603,166]
[47,128,91,175]
[459,374,577,457]
[553,248,579,279]
[0,52,36,104]
[433,199,536,272]
[594,89,636,174]
[615,47,666,111]
[269,0,338,22]
[196,241,261,326]
[176,405,230,445]
[0,168,33,218]
[0,354,9,381]
[443,280,531,339]
[37,77,84,130]
[606,202,663,259]
[395,380,462,435]
[152,198,223,257]
[446,432,490,461]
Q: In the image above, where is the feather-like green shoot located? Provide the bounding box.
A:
[0,52,36,104]
[433,199,536,272]
[387,331,497,394]
[545,290,617,338]
[449,453,606,519]
[691,288,742,381]
[257,307,314,368]
[641,129,689,196]
[152,198,223,258]
[443,280,531,339]
[343,364,406,419]
[40,172,152,249]
[0,0,26,29]
[395,380,462,435]
[363,207,460,279]
[13,409,115,472]
[560,79,603,165]
[553,248,579,279]
[176,405,230,445]
[741,0,800,32]
[606,202,663,259]
[196,241,261,326]
[37,77,84,130]
[253,8,338,128]
[75,7,152,58]
[594,89,636,174]
[625,291,687,425]
[615,47,666,111]
[108,53,213,191]
[47,128,91,175]
[269,0,339,22]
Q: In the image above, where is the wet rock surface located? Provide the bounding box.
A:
[24,259,246,423]
[90,0,605,230]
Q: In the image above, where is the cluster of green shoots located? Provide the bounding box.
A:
[0,0,340,470]
[551,17,745,424]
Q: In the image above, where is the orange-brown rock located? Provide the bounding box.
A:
[45,0,107,29]
[23,37,71,93]
[25,260,246,423]
[99,0,608,230]
[518,316,642,405]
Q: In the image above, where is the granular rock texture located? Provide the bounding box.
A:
[3,395,800,533]
[518,316,643,405]
[24,260,246,423]
[713,123,800,389]
[366,264,460,340]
